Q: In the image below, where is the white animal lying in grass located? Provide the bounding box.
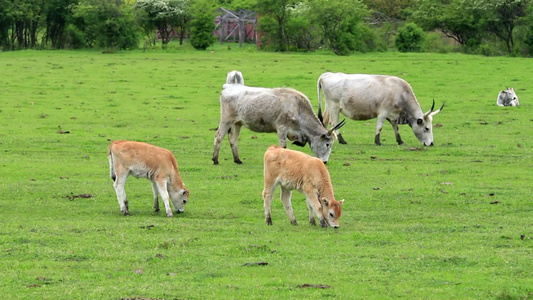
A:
[497,87,520,106]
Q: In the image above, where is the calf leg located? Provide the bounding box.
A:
[306,200,316,226]
[212,122,231,165]
[113,170,130,215]
[262,182,277,225]
[154,178,173,217]
[151,181,160,212]
[388,119,404,145]
[305,189,326,227]
[280,187,297,225]
[228,124,243,164]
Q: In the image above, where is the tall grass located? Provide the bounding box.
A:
[0,44,531,299]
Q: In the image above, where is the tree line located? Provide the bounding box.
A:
[0,0,531,56]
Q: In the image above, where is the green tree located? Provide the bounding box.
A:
[395,22,425,52]
[134,0,191,46]
[255,0,297,51]
[413,0,485,49]
[307,0,369,55]
[481,0,528,54]
[73,0,139,51]
[190,0,215,50]
[43,0,80,49]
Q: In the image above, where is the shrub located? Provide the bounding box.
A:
[190,12,215,50]
[395,23,426,52]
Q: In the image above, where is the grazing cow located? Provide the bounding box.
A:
[225,70,244,85]
[212,83,346,165]
[497,87,519,106]
[262,145,344,228]
[108,140,189,217]
[317,72,444,146]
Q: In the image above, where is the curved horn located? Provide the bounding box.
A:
[430,102,445,117]
[424,99,435,117]
[328,119,346,135]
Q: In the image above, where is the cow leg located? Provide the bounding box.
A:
[262,182,277,225]
[228,123,243,164]
[212,122,231,165]
[280,187,297,225]
[276,129,288,148]
[374,112,388,146]
[154,178,173,217]
[388,119,404,145]
[113,170,130,216]
[151,181,160,212]
[327,106,347,144]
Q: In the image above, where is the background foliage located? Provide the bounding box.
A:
[0,0,531,56]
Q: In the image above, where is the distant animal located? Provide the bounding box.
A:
[497,87,519,106]
[108,140,189,217]
[212,83,346,165]
[225,70,244,86]
[317,72,444,146]
[262,145,344,228]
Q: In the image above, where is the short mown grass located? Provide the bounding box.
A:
[0,45,531,299]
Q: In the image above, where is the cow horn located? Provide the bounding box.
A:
[328,119,346,135]
[430,102,445,117]
[424,99,435,117]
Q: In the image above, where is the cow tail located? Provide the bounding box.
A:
[108,146,116,182]
[317,76,324,126]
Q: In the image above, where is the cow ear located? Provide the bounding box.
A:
[339,199,344,205]
[181,189,188,196]
[320,134,328,141]
[321,197,329,206]
[417,118,423,125]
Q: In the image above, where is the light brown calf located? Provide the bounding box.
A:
[108,140,189,217]
[262,145,344,228]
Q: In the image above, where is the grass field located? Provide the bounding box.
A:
[0,45,531,299]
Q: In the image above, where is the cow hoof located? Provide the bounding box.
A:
[291,220,298,226]
[154,208,160,212]
[212,158,219,165]
[266,216,273,225]
[166,213,173,217]
[234,158,243,164]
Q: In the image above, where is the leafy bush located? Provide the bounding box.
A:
[190,12,215,50]
[395,23,426,52]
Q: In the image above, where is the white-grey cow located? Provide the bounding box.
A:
[212,83,345,165]
[317,72,444,146]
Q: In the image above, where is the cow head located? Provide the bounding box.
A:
[321,198,344,228]
[170,188,189,213]
[309,119,346,163]
[411,100,444,146]
[498,87,519,106]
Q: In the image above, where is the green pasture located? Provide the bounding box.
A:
[0,45,531,299]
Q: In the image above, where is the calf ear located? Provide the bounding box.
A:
[339,199,344,205]
[417,118,423,125]
[181,189,189,196]
[321,197,329,206]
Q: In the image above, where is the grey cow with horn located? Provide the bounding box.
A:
[317,72,444,146]
[213,71,345,165]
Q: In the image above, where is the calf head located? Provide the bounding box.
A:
[320,198,344,228]
[412,100,444,146]
[170,188,189,213]
[309,119,346,164]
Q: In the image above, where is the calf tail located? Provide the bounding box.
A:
[317,76,324,126]
[108,147,116,182]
